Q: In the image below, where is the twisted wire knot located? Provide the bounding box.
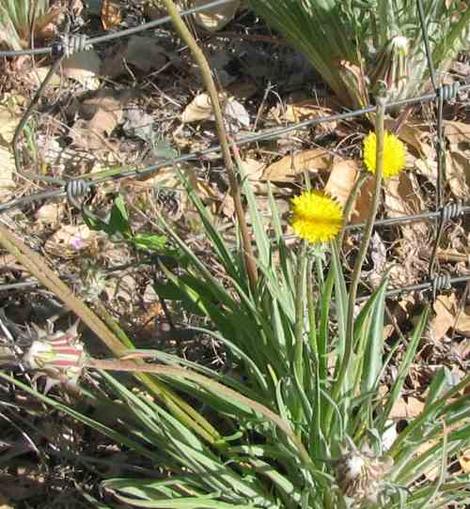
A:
[440,202,463,222]
[431,273,451,297]
[52,33,91,58]
[65,179,91,209]
[438,82,461,102]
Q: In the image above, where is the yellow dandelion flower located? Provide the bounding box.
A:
[363,131,406,179]
[291,191,343,244]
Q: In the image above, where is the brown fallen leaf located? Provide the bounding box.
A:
[35,203,64,225]
[44,225,98,259]
[63,50,101,89]
[324,158,374,223]
[125,36,168,73]
[0,105,20,200]
[455,306,470,337]
[262,148,331,182]
[182,93,213,123]
[24,66,61,87]
[387,120,434,160]
[389,396,425,420]
[430,294,457,341]
[384,172,426,244]
[445,120,470,149]
[101,0,122,30]
[459,449,470,473]
[269,100,338,135]
[241,158,265,182]
[446,150,470,199]
[324,158,371,223]
[70,89,133,150]
[181,93,249,129]
[193,0,240,32]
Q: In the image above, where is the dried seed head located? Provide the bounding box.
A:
[23,321,85,390]
[335,441,393,503]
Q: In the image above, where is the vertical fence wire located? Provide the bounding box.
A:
[0,1,469,299]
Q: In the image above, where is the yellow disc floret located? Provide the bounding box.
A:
[363,131,406,179]
[291,190,343,244]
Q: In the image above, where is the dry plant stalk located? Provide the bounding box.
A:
[86,356,312,467]
[0,222,127,356]
[161,0,258,290]
[0,222,220,443]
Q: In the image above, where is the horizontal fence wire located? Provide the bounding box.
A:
[1,84,469,215]
[0,0,234,57]
[0,0,469,303]
[2,267,469,302]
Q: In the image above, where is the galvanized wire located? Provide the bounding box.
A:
[0,0,468,305]
[1,83,469,215]
[3,270,469,303]
[0,0,234,57]
[415,0,461,283]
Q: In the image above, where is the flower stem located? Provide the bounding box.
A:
[332,97,386,403]
[294,241,308,381]
[338,171,369,246]
[161,0,258,292]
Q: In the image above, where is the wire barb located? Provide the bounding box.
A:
[438,82,461,102]
[440,202,463,222]
[65,179,92,209]
[54,33,91,58]
[431,273,452,298]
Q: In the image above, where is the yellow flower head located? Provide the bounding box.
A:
[291,191,343,244]
[363,131,406,179]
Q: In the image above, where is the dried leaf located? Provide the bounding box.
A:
[263,148,331,182]
[387,120,434,160]
[324,159,358,205]
[446,150,470,199]
[182,93,213,123]
[324,158,374,223]
[101,0,122,30]
[0,106,19,199]
[353,176,374,224]
[35,203,63,225]
[225,98,250,129]
[389,396,425,420]
[430,294,457,341]
[270,100,338,134]
[71,90,132,150]
[193,0,240,32]
[241,158,265,181]
[25,66,61,87]
[0,105,17,143]
[455,306,470,337]
[63,50,101,89]
[384,172,426,243]
[125,36,168,73]
[44,225,98,259]
[445,120,470,149]
[182,93,249,129]
[459,449,470,473]
[0,147,14,199]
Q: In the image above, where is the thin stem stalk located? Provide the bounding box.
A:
[0,222,220,443]
[161,0,258,291]
[294,241,308,381]
[333,97,386,402]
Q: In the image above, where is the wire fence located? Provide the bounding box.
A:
[0,0,469,302]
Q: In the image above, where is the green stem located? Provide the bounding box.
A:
[337,171,369,246]
[294,242,308,379]
[332,97,386,404]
